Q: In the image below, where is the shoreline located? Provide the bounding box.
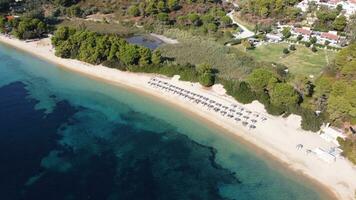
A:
[0,35,355,200]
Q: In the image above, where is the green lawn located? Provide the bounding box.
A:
[235,43,336,78]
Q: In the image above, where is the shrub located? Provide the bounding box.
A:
[297,35,303,41]
[157,12,170,24]
[283,48,290,54]
[199,73,215,87]
[265,103,285,115]
[289,44,296,51]
[234,81,256,104]
[128,5,140,17]
[337,138,356,164]
[311,46,318,52]
[300,109,323,131]
[309,36,317,44]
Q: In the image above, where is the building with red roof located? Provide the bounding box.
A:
[294,28,312,36]
[321,32,339,41]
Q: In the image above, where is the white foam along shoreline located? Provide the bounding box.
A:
[0,35,356,200]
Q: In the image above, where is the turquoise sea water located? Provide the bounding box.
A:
[0,43,329,200]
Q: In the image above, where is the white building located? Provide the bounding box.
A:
[266,33,283,42]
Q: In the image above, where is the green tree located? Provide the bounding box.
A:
[327,81,356,123]
[145,2,157,15]
[336,4,343,13]
[297,35,303,41]
[311,46,317,52]
[157,12,169,24]
[187,13,201,26]
[0,16,6,33]
[235,81,256,104]
[67,5,82,17]
[53,0,77,7]
[270,83,299,109]
[333,15,347,31]
[167,0,180,11]
[152,50,163,65]
[283,48,290,54]
[196,63,213,74]
[201,14,215,24]
[138,47,152,66]
[128,5,140,17]
[310,36,317,44]
[337,138,356,164]
[281,27,291,39]
[300,109,323,132]
[157,1,167,12]
[118,44,140,66]
[199,72,215,87]
[247,68,278,92]
[206,23,218,32]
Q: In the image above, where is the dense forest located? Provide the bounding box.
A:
[51,27,215,87]
[0,15,50,39]
[313,5,347,32]
[238,0,302,21]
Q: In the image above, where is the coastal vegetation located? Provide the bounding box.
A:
[52,27,159,66]
[1,0,355,165]
[315,44,356,163]
[237,0,302,24]
[51,27,215,87]
[51,25,353,134]
[0,15,50,39]
[158,29,258,79]
[338,137,356,164]
[313,6,347,32]
[50,26,324,133]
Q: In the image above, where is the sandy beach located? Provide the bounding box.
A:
[1,35,356,200]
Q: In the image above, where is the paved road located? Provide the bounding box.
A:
[227,10,255,39]
[224,0,255,39]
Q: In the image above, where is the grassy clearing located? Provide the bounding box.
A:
[234,43,336,78]
[158,29,258,79]
[58,19,143,36]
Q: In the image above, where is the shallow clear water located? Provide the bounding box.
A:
[0,43,327,200]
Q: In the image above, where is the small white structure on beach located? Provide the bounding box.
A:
[313,148,336,163]
[319,124,346,145]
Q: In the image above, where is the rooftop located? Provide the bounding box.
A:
[294,28,312,35]
[321,32,339,40]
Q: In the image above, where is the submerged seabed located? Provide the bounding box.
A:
[0,44,326,200]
